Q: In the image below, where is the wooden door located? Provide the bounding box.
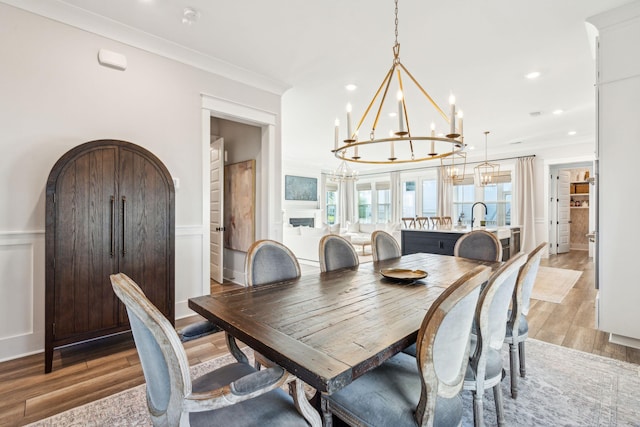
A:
[51,146,120,341]
[118,145,174,322]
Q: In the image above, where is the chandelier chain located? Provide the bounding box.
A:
[394,0,399,47]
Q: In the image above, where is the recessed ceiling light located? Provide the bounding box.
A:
[510,141,523,145]
[388,112,397,117]
[468,146,475,150]
[529,111,541,117]
[182,7,200,25]
[525,71,541,79]
[568,131,577,136]
[553,109,564,115]
[345,84,357,91]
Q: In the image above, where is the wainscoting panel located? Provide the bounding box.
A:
[0,231,45,362]
[0,226,206,363]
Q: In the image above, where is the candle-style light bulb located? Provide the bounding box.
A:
[429,122,436,154]
[346,103,353,140]
[334,118,340,150]
[457,110,464,138]
[449,93,456,136]
[397,91,405,134]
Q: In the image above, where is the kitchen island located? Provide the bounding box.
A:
[401,226,520,261]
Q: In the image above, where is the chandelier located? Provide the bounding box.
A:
[332,0,465,165]
[441,149,467,183]
[474,131,500,186]
[330,160,359,182]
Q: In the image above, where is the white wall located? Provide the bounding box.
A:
[0,4,282,362]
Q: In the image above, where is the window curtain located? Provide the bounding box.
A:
[515,156,536,252]
[390,171,402,224]
[339,180,357,225]
[437,167,452,217]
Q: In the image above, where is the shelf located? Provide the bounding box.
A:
[571,206,589,209]
[570,193,589,196]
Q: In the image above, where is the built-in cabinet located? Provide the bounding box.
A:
[45,140,175,372]
[589,2,640,348]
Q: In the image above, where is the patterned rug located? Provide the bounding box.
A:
[531,266,582,303]
[28,339,640,426]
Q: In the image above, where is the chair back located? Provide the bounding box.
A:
[413,265,491,424]
[245,240,301,286]
[430,216,442,227]
[454,230,503,262]
[472,253,526,365]
[441,216,453,226]
[319,234,359,272]
[111,273,190,426]
[509,242,546,329]
[371,230,401,262]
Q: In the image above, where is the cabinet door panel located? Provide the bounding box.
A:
[118,148,173,320]
[53,147,118,339]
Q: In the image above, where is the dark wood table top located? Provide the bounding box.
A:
[188,253,500,394]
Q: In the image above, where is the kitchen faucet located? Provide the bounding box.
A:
[471,202,487,230]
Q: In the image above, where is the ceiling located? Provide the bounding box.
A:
[6,0,631,171]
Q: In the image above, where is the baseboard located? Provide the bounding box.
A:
[609,333,640,350]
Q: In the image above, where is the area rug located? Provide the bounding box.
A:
[28,339,640,427]
[530,266,582,303]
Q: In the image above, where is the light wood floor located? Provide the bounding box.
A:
[1,250,638,426]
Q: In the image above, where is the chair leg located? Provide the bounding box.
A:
[493,384,506,426]
[472,391,484,427]
[509,343,518,398]
[518,341,526,377]
[320,396,334,427]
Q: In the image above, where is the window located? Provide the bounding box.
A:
[483,176,511,226]
[452,177,475,226]
[357,181,391,224]
[377,183,391,223]
[326,184,338,225]
[357,183,372,224]
[421,178,437,217]
[402,181,417,217]
[452,171,512,227]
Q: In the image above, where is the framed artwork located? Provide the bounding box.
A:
[224,160,255,252]
[285,175,317,201]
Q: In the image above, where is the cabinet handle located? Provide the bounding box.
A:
[122,196,126,256]
[110,196,115,257]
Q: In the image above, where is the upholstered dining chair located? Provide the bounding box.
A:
[246,239,301,287]
[321,265,491,427]
[319,234,359,273]
[454,230,503,262]
[371,230,401,262]
[245,239,302,369]
[464,252,527,427]
[110,273,321,427]
[504,242,546,398]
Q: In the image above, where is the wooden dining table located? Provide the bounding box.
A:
[188,253,500,395]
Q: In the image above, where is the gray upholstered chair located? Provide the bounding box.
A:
[321,265,491,427]
[454,230,503,262]
[110,273,320,427]
[245,240,301,369]
[371,230,401,262]
[504,242,546,398]
[318,234,359,273]
[463,252,527,427]
[246,239,301,287]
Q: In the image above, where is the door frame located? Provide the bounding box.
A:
[201,95,280,295]
[544,155,594,255]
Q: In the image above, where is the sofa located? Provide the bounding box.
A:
[282,221,401,262]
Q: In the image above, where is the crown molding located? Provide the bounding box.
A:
[0,0,291,95]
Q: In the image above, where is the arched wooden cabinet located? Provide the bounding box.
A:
[45,140,175,373]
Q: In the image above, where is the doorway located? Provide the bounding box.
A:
[548,161,594,257]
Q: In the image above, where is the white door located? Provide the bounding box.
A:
[210,137,224,283]
[557,170,571,253]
